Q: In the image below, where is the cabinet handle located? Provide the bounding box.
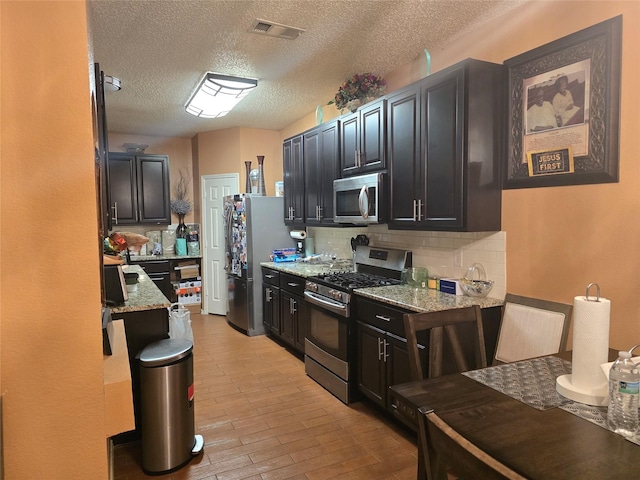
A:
[417,199,423,221]
[112,202,118,225]
[377,337,384,361]
[412,200,417,221]
[375,314,392,322]
[290,298,297,314]
[383,339,389,362]
[287,282,299,288]
[354,150,359,168]
[265,274,275,279]
[359,150,364,168]
[265,288,272,302]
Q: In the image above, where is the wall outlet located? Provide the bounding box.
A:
[453,250,463,268]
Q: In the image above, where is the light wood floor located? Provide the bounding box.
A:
[113,313,418,480]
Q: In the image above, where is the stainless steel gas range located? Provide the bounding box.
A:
[303,245,412,404]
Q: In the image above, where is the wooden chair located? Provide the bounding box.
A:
[404,305,488,382]
[403,306,488,480]
[493,293,573,365]
[421,406,526,480]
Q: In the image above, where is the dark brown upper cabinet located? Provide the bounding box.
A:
[107,153,171,225]
[303,120,340,226]
[340,99,386,177]
[388,59,504,232]
[283,135,305,227]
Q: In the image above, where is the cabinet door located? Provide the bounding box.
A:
[263,284,280,334]
[340,100,385,176]
[319,121,339,225]
[304,121,340,226]
[386,332,417,394]
[294,296,309,353]
[387,85,422,228]
[280,291,296,347]
[283,135,304,226]
[303,130,321,225]
[356,321,386,408]
[136,155,171,224]
[95,65,112,234]
[108,153,138,225]
[340,113,359,176]
[359,100,385,172]
[422,67,464,229]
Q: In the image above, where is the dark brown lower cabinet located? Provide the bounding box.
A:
[356,296,501,430]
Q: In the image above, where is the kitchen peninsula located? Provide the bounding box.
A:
[109,264,171,441]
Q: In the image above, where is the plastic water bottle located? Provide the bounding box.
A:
[607,350,639,438]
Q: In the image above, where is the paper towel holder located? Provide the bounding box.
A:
[556,282,610,406]
[585,282,601,302]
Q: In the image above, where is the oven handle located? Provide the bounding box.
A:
[304,291,350,318]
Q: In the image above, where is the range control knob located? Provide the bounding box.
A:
[306,282,318,292]
[329,290,343,301]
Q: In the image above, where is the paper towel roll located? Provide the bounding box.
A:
[290,230,307,240]
[571,295,611,391]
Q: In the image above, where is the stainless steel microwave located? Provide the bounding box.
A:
[333,172,385,224]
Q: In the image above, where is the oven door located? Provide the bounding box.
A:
[304,293,349,361]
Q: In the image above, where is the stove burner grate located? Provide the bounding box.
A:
[314,272,402,290]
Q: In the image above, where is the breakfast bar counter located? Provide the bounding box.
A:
[107,265,171,442]
[110,264,171,314]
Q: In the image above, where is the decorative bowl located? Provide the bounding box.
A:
[460,262,493,297]
[459,278,494,298]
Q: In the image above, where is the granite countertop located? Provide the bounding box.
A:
[261,261,503,312]
[260,259,354,278]
[109,265,171,314]
[354,284,503,312]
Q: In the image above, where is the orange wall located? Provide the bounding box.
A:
[194,127,281,196]
[432,1,639,350]
[281,1,640,349]
[1,2,108,478]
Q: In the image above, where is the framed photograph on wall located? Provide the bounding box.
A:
[503,15,622,189]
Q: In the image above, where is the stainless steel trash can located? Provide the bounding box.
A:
[139,338,201,474]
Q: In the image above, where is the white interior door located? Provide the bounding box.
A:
[202,173,239,315]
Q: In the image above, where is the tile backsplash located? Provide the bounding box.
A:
[307,225,506,300]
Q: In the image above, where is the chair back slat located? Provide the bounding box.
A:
[403,305,488,382]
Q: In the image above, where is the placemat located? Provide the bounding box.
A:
[462,356,573,410]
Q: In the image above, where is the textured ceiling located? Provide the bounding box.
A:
[89,0,526,139]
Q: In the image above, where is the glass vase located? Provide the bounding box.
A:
[257,155,267,196]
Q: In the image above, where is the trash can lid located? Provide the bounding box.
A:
[139,338,193,367]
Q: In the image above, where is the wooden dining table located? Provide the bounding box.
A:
[390,351,640,479]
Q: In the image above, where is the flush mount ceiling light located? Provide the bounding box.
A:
[103,75,121,92]
[185,73,258,118]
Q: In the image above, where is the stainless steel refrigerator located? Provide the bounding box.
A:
[224,194,292,336]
